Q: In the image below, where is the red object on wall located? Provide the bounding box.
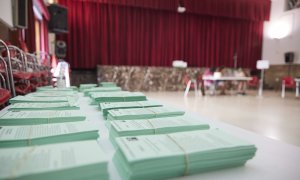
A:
[24,0,50,53]
[33,0,50,21]
[24,0,36,52]
[58,0,270,69]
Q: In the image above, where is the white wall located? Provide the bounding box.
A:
[262,0,300,65]
[0,0,14,28]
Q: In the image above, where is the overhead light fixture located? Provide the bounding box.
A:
[177,0,186,13]
[268,14,293,39]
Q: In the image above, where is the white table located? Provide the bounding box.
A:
[202,76,252,95]
[78,94,300,180]
[202,76,253,81]
[295,78,300,97]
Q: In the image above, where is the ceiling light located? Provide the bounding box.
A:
[177,0,186,13]
[177,6,186,13]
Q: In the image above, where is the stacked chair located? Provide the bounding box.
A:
[0,39,51,106]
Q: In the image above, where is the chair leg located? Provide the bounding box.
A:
[296,82,299,97]
[184,80,192,97]
[193,80,198,96]
[281,83,285,98]
[198,81,203,96]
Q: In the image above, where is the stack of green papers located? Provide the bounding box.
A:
[113,129,257,180]
[8,102,79,111]
[100,101,163,119]
[109,116,210,146]
[90,92,147,105]
[0,141,109,180]
[0,110,86,125]
[89,91,128,98]
[107,107,185,120]
[89,91,128,105]
[99,82,117,87]
[36,86,78,91]
[26,91,78,97]
[109,116,209,137]
[9,96,77,104]
[0,122,99,147]
[79,84,97,92]
[83,87,122,96]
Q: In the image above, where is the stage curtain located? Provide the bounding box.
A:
[99,0,271,21]
[58,0,268,69]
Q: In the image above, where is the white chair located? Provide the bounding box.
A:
[281,76,295,98]
[184,75,201,97]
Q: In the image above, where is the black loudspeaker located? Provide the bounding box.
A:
[13,0,28,28]
[55,40,67,58]
[285,52,294,63]
[48,4,68,34]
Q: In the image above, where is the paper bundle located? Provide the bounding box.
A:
[90,92,147,105]
[0,122,99,147]
[36,86,78,91]
[0,110,86,125]
[9,96,77,104]
[26,91,78,97]
[107,107,185,120]
[99,82,117,87]
[83,87,122,96]
[0,141,109,180]
[79,84,98,92]
[113,129,257,180]
[100,101,163,118]
[109,116,210,146]
[8,102,80,111]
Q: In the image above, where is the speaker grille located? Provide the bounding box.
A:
[285,52,294,63]
[48,4,68,34]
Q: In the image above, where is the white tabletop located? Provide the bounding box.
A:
[203,76,252,81]
[79,94,300,180]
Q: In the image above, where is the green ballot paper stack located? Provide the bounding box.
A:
[99,82,117,87]
[0,122,99,147]
[8,102,80,111]
[107,106,185,120]
[36,86,78,91]
[100,101,163,118]
[79,83,98,92]
[109,116,209,137]
[26,91,78,97]
[9,96,78,104]
[83,87,122,96]
[113,129,257,180]
[90,92,147,105]
[0,141,109,180]
[0,110,86,125]
[109,116,210,147]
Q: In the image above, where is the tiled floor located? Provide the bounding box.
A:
[144,90,300,147]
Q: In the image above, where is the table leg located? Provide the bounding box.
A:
[213,81,217,95]
[193,80,198,96]
[296,82,299,97]
[198,81,203,96]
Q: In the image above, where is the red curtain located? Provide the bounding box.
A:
[58,0,267,69]
[99,0,271,21]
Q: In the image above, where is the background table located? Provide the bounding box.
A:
[202,76,252,95]
[77,94,300,180]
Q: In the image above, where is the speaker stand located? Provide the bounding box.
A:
[258,69,264,97]
[288,63,292,76]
